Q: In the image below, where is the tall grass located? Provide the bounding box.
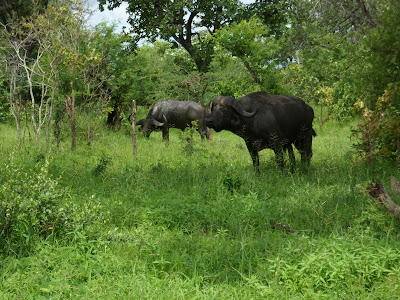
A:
[1,117,400,298]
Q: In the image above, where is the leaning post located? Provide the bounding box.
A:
[131,100,137,157]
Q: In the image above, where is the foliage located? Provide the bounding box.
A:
[97,0,242,72]
[97,0,288,73]
[267,237,400,292]
[1,117,400,297]
[92,155,113,176]
[0,0,49,26]
[207,55,259,98]
[348,1,400,162]
[214,17,282,93]
[353,86,400,162]
[354,0,400,107]
[0,153,108,257]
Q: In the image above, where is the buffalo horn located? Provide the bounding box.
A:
[229,101,257,117]
[206,100,213,113]
[149,119,165,126]
[138,119,164,126]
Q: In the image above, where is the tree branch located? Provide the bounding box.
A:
[355,0,380,27]
[243,61,263,86]
[366,179,400,219]
[186,10,198,42]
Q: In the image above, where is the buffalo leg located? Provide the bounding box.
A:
[288,144,296,172]
[162,127,169,141]
[274,148,285,172]
[246,143,260,172]
[198,120,207,141]
[294,134,312,165]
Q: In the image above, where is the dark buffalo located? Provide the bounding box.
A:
[205,91,316,172]
[137,100,209,141]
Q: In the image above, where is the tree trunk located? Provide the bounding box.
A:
[319,102,324,133]
[107,105,122,130]
[131,100,137,157]
[366,179,400,220]
[87,114,92,147]
[368,135,376,163]
[355,0,380,27]
[54,104,64,154]
[397,137,400,169]
[65,89,76,151]
[46,89,55,153]
[243,61,263,86]
[70,87,76,150]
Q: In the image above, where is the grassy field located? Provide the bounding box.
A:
[1,115,400,299]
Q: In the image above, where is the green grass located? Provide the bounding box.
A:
[1,117,400,299]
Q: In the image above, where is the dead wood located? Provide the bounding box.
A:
[271,222,301,235]
[391,176,400,194]
[366,179,400,220]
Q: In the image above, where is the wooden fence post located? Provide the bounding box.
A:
[131,100,137,157]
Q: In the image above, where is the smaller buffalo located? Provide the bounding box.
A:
[137,100,209,141]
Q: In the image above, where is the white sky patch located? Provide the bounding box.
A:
[86,0,255,32]
[86,0,130,32]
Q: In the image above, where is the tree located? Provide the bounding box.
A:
[0,0,50,57]
[0,0,49,26]
[279,0,386,117]
[97,0,242,72]
[88,23,137,129]
[0,0,52,146]
[4,15,56,148]
[351,0,400,162]
[97,0,289,73]
[214,17,282,93]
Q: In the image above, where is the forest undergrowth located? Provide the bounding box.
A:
[1,118,400,299]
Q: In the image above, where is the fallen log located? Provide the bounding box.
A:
[270,222,301,235]
[366,178,400,220]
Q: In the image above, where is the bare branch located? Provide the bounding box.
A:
[366,179,400,219]
[355,0,380,27]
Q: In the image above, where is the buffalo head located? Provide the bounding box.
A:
[136,115,166,138]
[205,96,257,132]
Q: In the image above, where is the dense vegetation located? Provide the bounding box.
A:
[1,0,400,298]
[1,116,400,298]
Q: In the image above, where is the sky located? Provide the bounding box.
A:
[86,0,255,32]
[87,0,130,31]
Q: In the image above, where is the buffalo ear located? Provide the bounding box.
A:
[136,119,145,126]
[231,112,241,127]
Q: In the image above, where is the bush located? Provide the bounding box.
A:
[267,237,400,293]
[352,86,400,163]
[0,154,108,257]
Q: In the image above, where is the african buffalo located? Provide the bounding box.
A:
[137,100,209,141]
[204,91,316,172]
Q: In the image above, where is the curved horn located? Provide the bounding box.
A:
[149,119,164,127]
[229,101,257,117]
[206,100,213,113]
[137,119,164,127]
[136,119,145,126]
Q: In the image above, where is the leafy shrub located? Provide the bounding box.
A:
[267,237,400,292]
[352,86,400,163]
[0,98,10,123]
[92,155,112,176]
[0,154,108,256]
